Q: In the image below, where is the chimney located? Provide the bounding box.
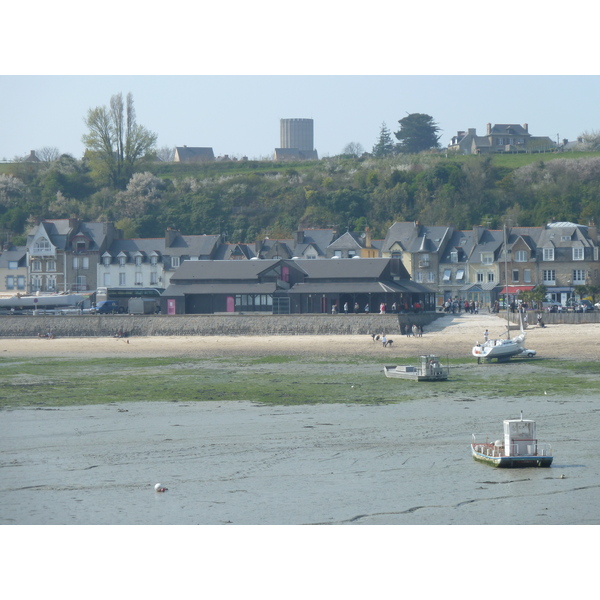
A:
[294,230,304,245]
[165,227,178,248]
[523,123,528,133]
[486,123,491,135]
[365,226,372,248]
[467,128,476,136]
[588,223,598,242]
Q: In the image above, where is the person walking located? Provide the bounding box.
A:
[484,329,489,343]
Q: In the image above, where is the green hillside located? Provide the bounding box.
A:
[2,151,600,244]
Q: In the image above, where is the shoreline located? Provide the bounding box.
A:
[1,313,600,360]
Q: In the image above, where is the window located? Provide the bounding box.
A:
[561,235,571,241]
[8,261,18,270]
[573,269,586,283]
[135,256,142,266]
[450,251,458,263]
[46,260,56,272]
[6,276,14,290]
[481,253,493,265]
[76,241,86,251]
[488,273,494,283]
[151,255,158,266]
[47,276,57,291]
[103,273,111,286]
[17,276,25,290]
[456,269,465,280]
[119,273,126,286]
[419,254,430,267]
[443,269,451,281]
[427,271,435,283]
[514,250,527,262]
[82,257,89,270]
[573,248,584,261]
[103,256,111,267]
[595,247,599,261]
[171,256,180,268]
[477,272,484,283]
[543,270,555,283]
[543,247,554,261]
[524,269,531,283]
[119,256,126,267]
[73,257,79,269]
[31,260,42,272]
[31,276,42,291]
[512,270,519,282]
[150,272,158,285]
[348,250,356,258]
[76,275,86,290]
[416,272,423,283]
[135,272,143,285]
[33,238,52,253]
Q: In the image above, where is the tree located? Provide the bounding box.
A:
[36,147,61,162]
[342,142,364,158]
[371,122,396,158]
[394,113,441,154]
[82,92,157,188]
[115,172,164,218]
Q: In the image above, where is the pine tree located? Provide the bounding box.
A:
[372,122,396,158]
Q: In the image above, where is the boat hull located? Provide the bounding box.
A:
[471,445,553,468]
[383,366,449,381]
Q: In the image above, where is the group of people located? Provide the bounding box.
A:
[333,300,423,315]
[371,333,394,347]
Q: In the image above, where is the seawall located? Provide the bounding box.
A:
[0,312,445,338]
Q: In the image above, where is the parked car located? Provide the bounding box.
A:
[542,301,562,313]
[567,299,594,312]
[91,300,120,314]
[518,349,537,358]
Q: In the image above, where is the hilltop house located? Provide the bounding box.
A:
[448,123,556,155]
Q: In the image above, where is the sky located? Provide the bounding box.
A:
[2,4,599,163]
[1,75,600,162]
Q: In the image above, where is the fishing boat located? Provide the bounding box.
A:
[471,412,553,468]
[383,354,449,381]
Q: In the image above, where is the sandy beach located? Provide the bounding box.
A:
[1,311,599,360]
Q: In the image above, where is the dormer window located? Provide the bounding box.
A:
[543,248,554,261]
[103,256,111,267]
[151,256,158,266]
[171,257,180,268]
[450,251,458,263]
[33,237,52,254]
[573,248,584,261]
[481,253,493,265]
[135,256,142,266]
[119,256,126,266]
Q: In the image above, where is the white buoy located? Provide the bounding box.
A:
[155,483,162,491]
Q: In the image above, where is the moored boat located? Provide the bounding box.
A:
[383,354,449,381]
[471,412,553,468]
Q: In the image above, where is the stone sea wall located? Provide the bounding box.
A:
[0,312,445,338]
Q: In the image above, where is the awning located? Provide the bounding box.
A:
[500,286,534,294]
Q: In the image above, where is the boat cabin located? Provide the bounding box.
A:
[503,416,536,457]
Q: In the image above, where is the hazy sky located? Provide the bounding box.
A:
[2,5,598,161]
[2,75,598,161]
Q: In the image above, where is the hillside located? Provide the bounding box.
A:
[2,151,600,244]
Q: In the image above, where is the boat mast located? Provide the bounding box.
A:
[504,224,510,340]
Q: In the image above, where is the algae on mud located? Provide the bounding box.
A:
[1,355,599,409]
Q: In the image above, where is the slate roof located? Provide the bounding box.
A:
[175,147,215,162]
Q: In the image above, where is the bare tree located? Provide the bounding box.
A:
[36,147,61,162]
[155,146,175,162]
[342,142,364,157]
[82,92,157,188]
